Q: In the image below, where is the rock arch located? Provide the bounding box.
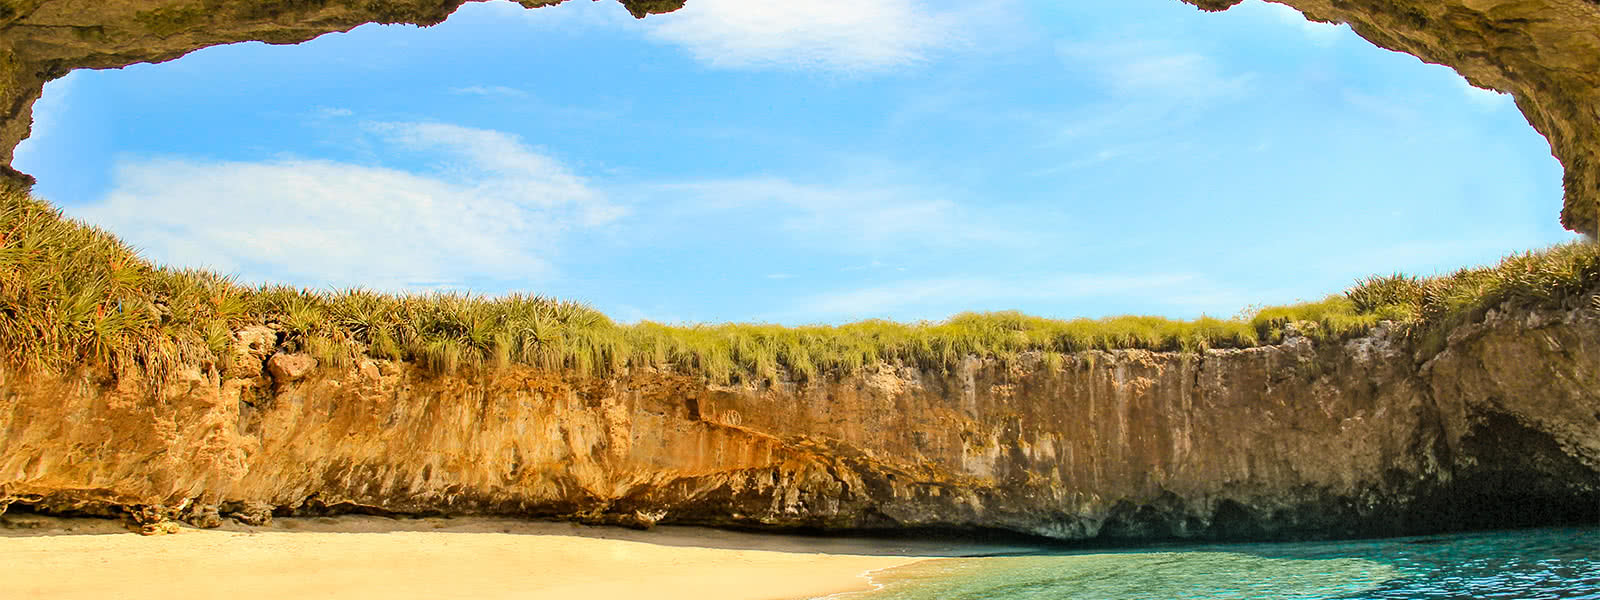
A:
[0,0,1595,233]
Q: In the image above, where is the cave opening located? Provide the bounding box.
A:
[6,0,1580,327]
[0,0,1598,550]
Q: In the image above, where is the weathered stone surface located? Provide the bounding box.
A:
[1,300,1595,541]
[136,520,181,535]
[226,325,276,379]
[266,353,316,383]
[0,0,1596,233]
[179,502,222,528]
[219,501,275,526]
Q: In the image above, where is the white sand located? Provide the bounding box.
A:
[0,516,932,600]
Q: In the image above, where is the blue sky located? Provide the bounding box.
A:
[13,0,1575,325]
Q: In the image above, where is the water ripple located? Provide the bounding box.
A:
[845,526,1599,600]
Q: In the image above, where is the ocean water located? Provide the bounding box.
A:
[843,526,1600,599]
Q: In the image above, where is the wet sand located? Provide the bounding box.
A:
[0,515,1013,600]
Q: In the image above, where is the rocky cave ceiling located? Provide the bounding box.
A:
[0,0,1596,234]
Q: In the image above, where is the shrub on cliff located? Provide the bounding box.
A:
[1342,243,1600,325]
[0,191,226,378]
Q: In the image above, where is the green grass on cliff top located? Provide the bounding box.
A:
[3,188,1598,384]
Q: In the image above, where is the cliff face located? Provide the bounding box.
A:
[4,299,1596,540]
[0,0,1598,234]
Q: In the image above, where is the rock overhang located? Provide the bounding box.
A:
[0,0,1595,234]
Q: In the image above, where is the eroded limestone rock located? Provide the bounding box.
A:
[1,298,1596,541]
[220,501,275,526]
[180,502,223,529]
[226,325,277,378]
[267,353,316,383]
[136,520,181,535]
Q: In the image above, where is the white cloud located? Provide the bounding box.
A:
[645,0,962,72]
[71,123,622,291]
[366,122,624,225]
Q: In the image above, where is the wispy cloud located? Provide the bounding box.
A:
[1028,142,1160,176]
[645,0,969,72]
[785,273,1226,322]
[12,72,78,166]
[1340,89,1424,125]
[650,176,1030,249]
[450,85,530,99]
[309,106,353,119]
[1056,39,1253,101]
[71,123,623,291]
[1036,37,1252,172]
[1252,0,1347,44]
[458,0,634,30]
[1454,76,1513,110]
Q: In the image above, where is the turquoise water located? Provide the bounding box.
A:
[844,527,1600,599]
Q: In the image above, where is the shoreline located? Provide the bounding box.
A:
[813,560,944,600]
[0,515,1014,600]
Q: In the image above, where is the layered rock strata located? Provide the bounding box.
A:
[0,0,1597,233]
[3,298,1597,540]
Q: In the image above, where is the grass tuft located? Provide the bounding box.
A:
[4,188,1597,385]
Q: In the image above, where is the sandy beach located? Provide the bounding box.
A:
[0,515,976,600]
